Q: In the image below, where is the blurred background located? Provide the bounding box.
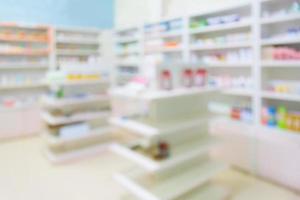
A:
[0,0,300,199]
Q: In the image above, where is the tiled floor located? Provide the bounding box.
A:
[0,137,299,200]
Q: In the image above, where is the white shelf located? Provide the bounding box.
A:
[0,82,47,90]
[261,14,300,25]
[145,46,182,53]
[222,88,253,97]
[261,61,300,68]
[109,115,208,137]
[56,49,99,56]
[145,31,182,40]
[190,42,251,51]
[42,110,110,126]
[111,138,215,172]
[44,143,109,164]
[56,38,99,45]
[116,36,140,44]
[261,37,300,46]
[261,91,300,102]
[142,87,218,100]
[178,185,229,200]
[51,79,109,86]
[0,63,48,70]
[114,161,228,200]
[198,62,252,68]
[42,94,109,108]
[190,20,251,35]
[45,126,113,146]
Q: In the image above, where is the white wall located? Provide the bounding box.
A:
[115,0,250,28]
[115,0,162,28]
[164,0,249,17]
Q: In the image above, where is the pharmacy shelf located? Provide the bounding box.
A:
[222,88,254,97]
[190,42,251,51]
[109,87,218,100]
[199,62,252,68]
[0,83,47,90]
[123,185,229,200]
[190,20,251,35]
[145,31,183,40]
[42,110,110,126]
[261,91,300,102]
[0,50,49,56]
[45,126,113,146]
[261,61,300,68]
[114,161,228,200]
[56,49,99,56]
[56,38,99,45]
[51,79,109,86]
[261,37,300,46]
[145,46,183,54]
[42,94,109,108]
[261,14,300,25]
[0,63,48,70]
[0,36,47,43]
[109,115,208,138]
[111,138,215,172]
[44,143,110,164]
[142,87,217,100]
[116,36,140,44]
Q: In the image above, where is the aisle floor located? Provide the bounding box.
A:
[0,137,299,200]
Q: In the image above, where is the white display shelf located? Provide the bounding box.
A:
[145,31,183,40]
[42,94,109,108]
[261,60,300,68]
[111,138,215,172]
[0,36,47,43]
[109,115,208,137]
[190,42,251,51]
[145,46,183,53]
[190,20,251,35]
[222,88,254,97]
[261,37,300,46]
[42,110,110,126]
[45,126,113,146]
[56,38,99,45]
[0,63,48,70]
[56,49,99,56]
[0,50,48,56]
[142,87,218,100]
[123,185,229,200]
[44,143,110,164]
[0,82,47,90]
[114,161,228,200]
[178,185,229,200]
[261,14,300,25]
[116,50,140,56]
[198,62,252,68]
[51,79,109,86]
[110,87,218,100]
[261,60,300,69]
[116,36,140,44]
[261,91,300,102]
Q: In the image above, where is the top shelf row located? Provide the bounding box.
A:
[115,0,300,42]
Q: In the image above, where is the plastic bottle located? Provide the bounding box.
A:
[277,106,287,129]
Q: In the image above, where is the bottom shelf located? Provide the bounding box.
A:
[122,184,229,200]
[114,160,228,200]
[45,143,110,164]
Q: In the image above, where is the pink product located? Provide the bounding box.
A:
[160,70,172,90]
[182,68,207,88]
[263,47,300,60]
